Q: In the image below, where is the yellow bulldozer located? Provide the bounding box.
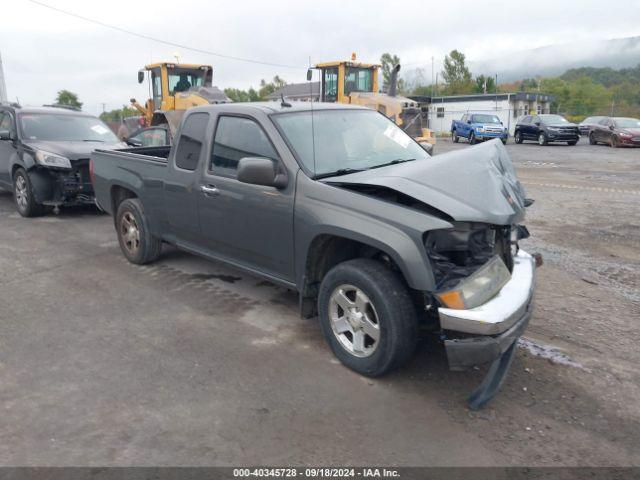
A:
[130,62,230,133]
[314,58,436,150]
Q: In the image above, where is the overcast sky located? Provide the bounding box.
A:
[2,0,639,115]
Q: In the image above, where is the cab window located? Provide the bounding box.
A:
[0,112,13,130]
[344,67,373,95]
[130,128,168,147]
[174,113,209,171]
[322,68,338,102]
[210,116,278,178]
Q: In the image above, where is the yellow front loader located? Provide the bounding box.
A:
[130,62,230,133]
[314,58,436,148]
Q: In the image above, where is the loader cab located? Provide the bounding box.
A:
[315,61,379,103]
[138,63,213,113]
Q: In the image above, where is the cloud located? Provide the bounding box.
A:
[2,0,639,115]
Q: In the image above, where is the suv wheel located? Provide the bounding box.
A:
[589,132,597,145]
[469,131,477,145]
[538,133,548,146]
[12,168,51,217]
[318,258,418,377]
[452,131,459,143]
[116,198,162,264]
[514,131,523,144]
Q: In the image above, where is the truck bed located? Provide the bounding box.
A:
[91,146,171,216]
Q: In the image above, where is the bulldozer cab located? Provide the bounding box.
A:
[315,61,379,103]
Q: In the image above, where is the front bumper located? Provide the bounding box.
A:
[476,131,508,140]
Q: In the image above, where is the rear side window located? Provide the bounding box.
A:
[210,116,278,177]
[174,113,209,171]
[520,116,531,125]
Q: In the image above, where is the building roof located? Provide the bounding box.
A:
[266,82,320,100]
[410,92,554,104]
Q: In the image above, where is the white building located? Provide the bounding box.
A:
[410,92,554,135]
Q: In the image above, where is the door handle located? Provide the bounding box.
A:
[200,184,219,197]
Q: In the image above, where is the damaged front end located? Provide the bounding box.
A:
[29,159,95,207]
[425,222,537,409]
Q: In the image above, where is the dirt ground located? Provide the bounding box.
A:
[0,138,638,467]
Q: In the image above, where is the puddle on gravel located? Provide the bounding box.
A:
[518,337,588,370]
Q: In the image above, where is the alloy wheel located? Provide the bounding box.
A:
[328,284,380,358]
[14,174,28,211]
[120,211,141,255]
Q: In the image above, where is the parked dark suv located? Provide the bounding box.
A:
[0,104,124,216]
[514,114,580,146]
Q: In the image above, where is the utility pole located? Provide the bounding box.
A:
[0,52,8,104]
[431,56,434,98]
[495,74,498,110]
[101,103,106,113]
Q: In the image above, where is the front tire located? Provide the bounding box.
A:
[116,198,162,264]
[589,133,597,145]
[514,131,523,144]
[611,136,620,148]
[318,259,418,377]
[452,130,459,143]
[12,168,51,217]
[469,131,477,145]
[538,133,548,146]
[568,140,577,146]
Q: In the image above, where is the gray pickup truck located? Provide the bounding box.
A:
[91,102,538,408]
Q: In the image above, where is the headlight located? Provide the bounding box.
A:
[35,150,72,169]
[619,132,632,138]
[476,126,485,132]
[435,255,511,310]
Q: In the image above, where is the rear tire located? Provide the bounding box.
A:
[452,131,459,143]
[589,133,597,145]
[318,259,418,377]
[514,131,523,144]
[538,133,548,146]
[116,198,162,264]
[568,140,577,146]
[12,168,51,217]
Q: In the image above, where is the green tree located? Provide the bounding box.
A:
[441,50,473,94]
[99,105,138,123]
[55,90,83,108]
[258,76,287,99]
[224,87,261,103]
[473,75,496,94]
[380,53,401,92]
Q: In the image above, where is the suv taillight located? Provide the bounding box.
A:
[89,159,95,184]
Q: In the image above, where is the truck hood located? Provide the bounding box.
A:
[24,140,126,161]
[322,139,527,225]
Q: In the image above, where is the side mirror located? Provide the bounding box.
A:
[306,69,313,81]
[466,120,472,124]
[237,157,287,189]
[137,70,145,84]
[609,125,615,131]
[419,142,434,155]
[500,121,503,125]
[127,138,143,147]
[0,129,11,141]
[535,121,541,126]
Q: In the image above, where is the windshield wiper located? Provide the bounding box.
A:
[315,168,365,179]
[367,158,416,170]
[82,139,105,142]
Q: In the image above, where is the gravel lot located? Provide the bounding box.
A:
[0,139,638,466]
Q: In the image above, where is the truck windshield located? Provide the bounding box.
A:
[273,109,429,178]
[168,68,206,94]
[20,114,119,142]
[472,114,501,124]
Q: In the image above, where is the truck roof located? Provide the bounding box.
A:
[189,101,369,115]
[1,105,90,116]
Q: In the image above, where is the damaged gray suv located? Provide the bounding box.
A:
[91,103,539,408]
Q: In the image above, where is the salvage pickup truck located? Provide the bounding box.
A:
[451,113,509,145]
[91,102,538,408]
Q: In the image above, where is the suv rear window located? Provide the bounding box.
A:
[174,113,209,171]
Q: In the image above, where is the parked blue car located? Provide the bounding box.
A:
[451,113,509,144]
